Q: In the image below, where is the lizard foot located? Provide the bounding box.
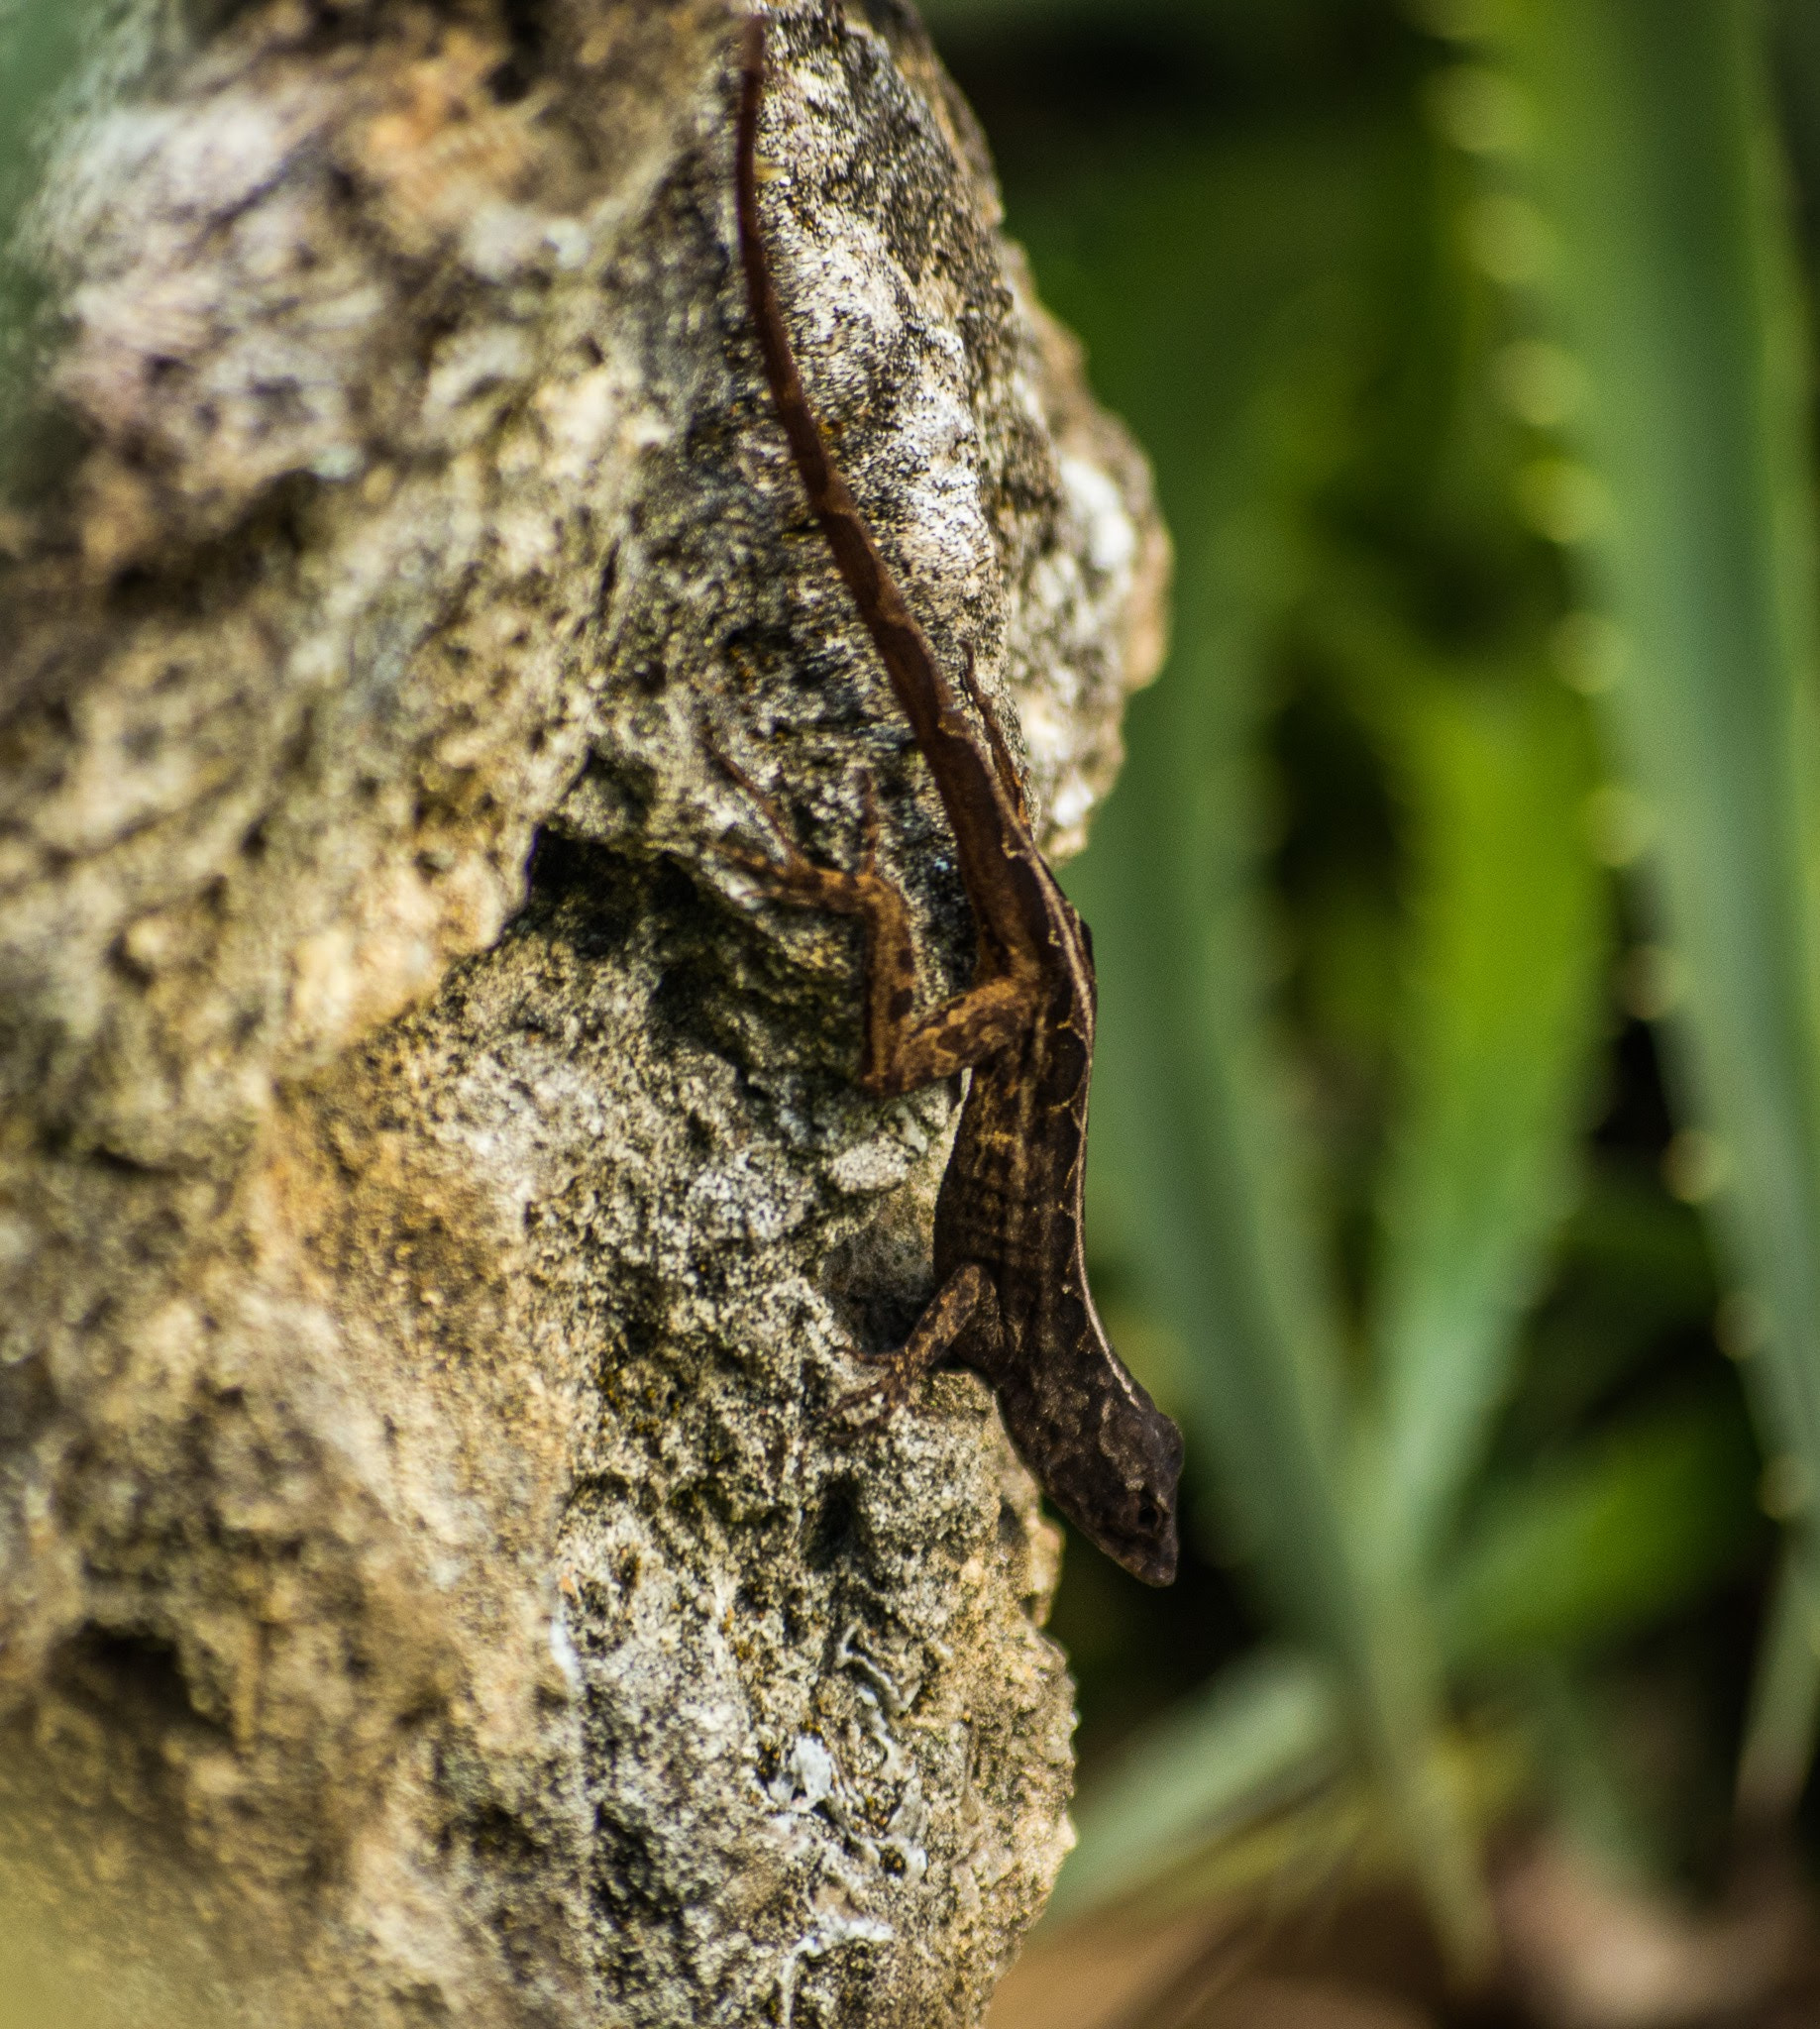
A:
[823,1265,998,1440]
[825,1346,927,1439]
[703,730,884,915]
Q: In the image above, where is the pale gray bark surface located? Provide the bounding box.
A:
[0,1,1168,2023]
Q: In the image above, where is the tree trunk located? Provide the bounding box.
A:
[0,1,1168,2023]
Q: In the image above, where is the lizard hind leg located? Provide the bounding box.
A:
[830,1261,1002,1435]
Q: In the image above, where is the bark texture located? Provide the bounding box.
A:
[0,1,1168,2023]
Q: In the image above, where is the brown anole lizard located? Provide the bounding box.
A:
[727,15,1182,1586]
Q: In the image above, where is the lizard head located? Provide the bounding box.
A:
[1067,1384,1184,1587]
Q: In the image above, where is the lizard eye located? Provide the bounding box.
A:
[1134,1498,1161,1532]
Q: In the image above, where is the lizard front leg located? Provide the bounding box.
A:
[713,752,1040,1097]
[713,766,1017,1425]
[830,1261,1003,1431]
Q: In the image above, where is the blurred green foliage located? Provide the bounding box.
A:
[926,0,1820,1965]
[0,0,110,494]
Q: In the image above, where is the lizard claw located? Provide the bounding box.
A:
[702,723,885,916]
[701,725,825,889]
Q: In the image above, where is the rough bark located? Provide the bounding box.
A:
[0,2,1168,2024]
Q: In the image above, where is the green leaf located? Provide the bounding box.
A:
[1369,668,1607,1562]
[1049,1649,1341,1924]
[0,0,109,495]
[1042,120,1375,1699]
[1501,1176,1718,1449]
[1442,1391,1762,1668]
[1046,127,1495,1968]
[1474,0,1820,1802]
[1736,1537,1820,1819]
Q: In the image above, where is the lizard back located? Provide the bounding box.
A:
[935,861,1182,1584]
